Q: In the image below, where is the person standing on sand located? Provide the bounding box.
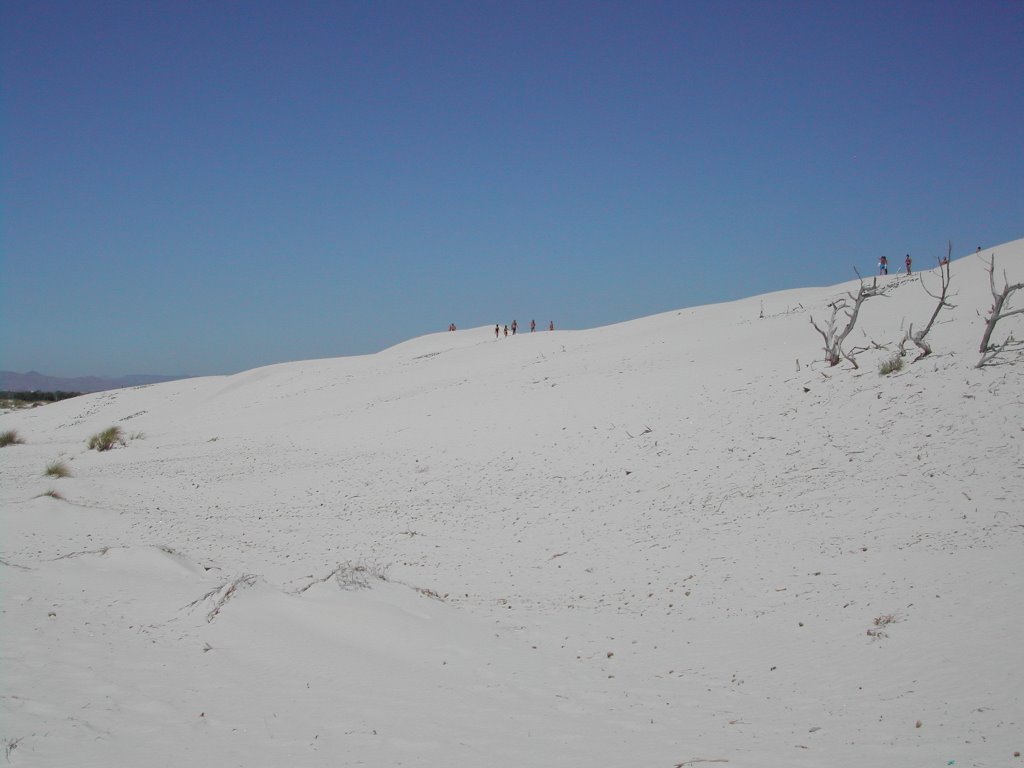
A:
[511,320,517,335]
[530,319,536,332]
[495,324,499,339]
[549,320,554,331]
[504,325,509,338]
[905,254,912,274]
[878,255,888,275]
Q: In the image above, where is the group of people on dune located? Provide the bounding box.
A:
[446,320,556,336]
[493,319,553,338]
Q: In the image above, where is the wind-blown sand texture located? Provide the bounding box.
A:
[3,240,1022,766]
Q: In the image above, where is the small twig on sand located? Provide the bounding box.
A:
[52,546,111,560]
[0,557,33,571]
[184,574,257,622]
[5,737,23,761]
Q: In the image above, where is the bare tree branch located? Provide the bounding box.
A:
[977,253,1024,367]
[898,243,955,362]
[811,275,881,367]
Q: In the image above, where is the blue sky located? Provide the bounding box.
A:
[2,1,1022,377]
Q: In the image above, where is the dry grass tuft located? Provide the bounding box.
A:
[0,429,25,447]
[88,426,125,452]
[878,355,904,375]
[44,460,72,478]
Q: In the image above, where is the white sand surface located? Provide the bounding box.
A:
[2,241,1022,766]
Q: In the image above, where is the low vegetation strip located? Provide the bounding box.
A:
[1,390,82,404]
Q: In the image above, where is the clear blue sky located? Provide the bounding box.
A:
[2,1,1022,377]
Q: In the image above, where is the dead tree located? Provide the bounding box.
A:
[810,270,880,367]
[977,253,1024,367]
[899,242,955,362]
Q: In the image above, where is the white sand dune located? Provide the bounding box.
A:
[2,241,1022,766]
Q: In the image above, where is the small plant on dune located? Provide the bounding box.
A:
[335,561,389,590]
[185,574,258,622]
[44,460,72,478]
[415,586,446,601]
[87,426,125,452]
[37,489,65,500]
[5,737,23,760]
[0,429,25,447]
[296,561,390,593]
[866,613,898,640]
[878,355,904,376]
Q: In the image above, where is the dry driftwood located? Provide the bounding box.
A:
[810,270,880,367]
[977,253,1024,367]
[899,242,955,362]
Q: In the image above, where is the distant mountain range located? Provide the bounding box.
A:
[0,371,191,394]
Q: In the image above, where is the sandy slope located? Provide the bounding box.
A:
[2,241,1022,767]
